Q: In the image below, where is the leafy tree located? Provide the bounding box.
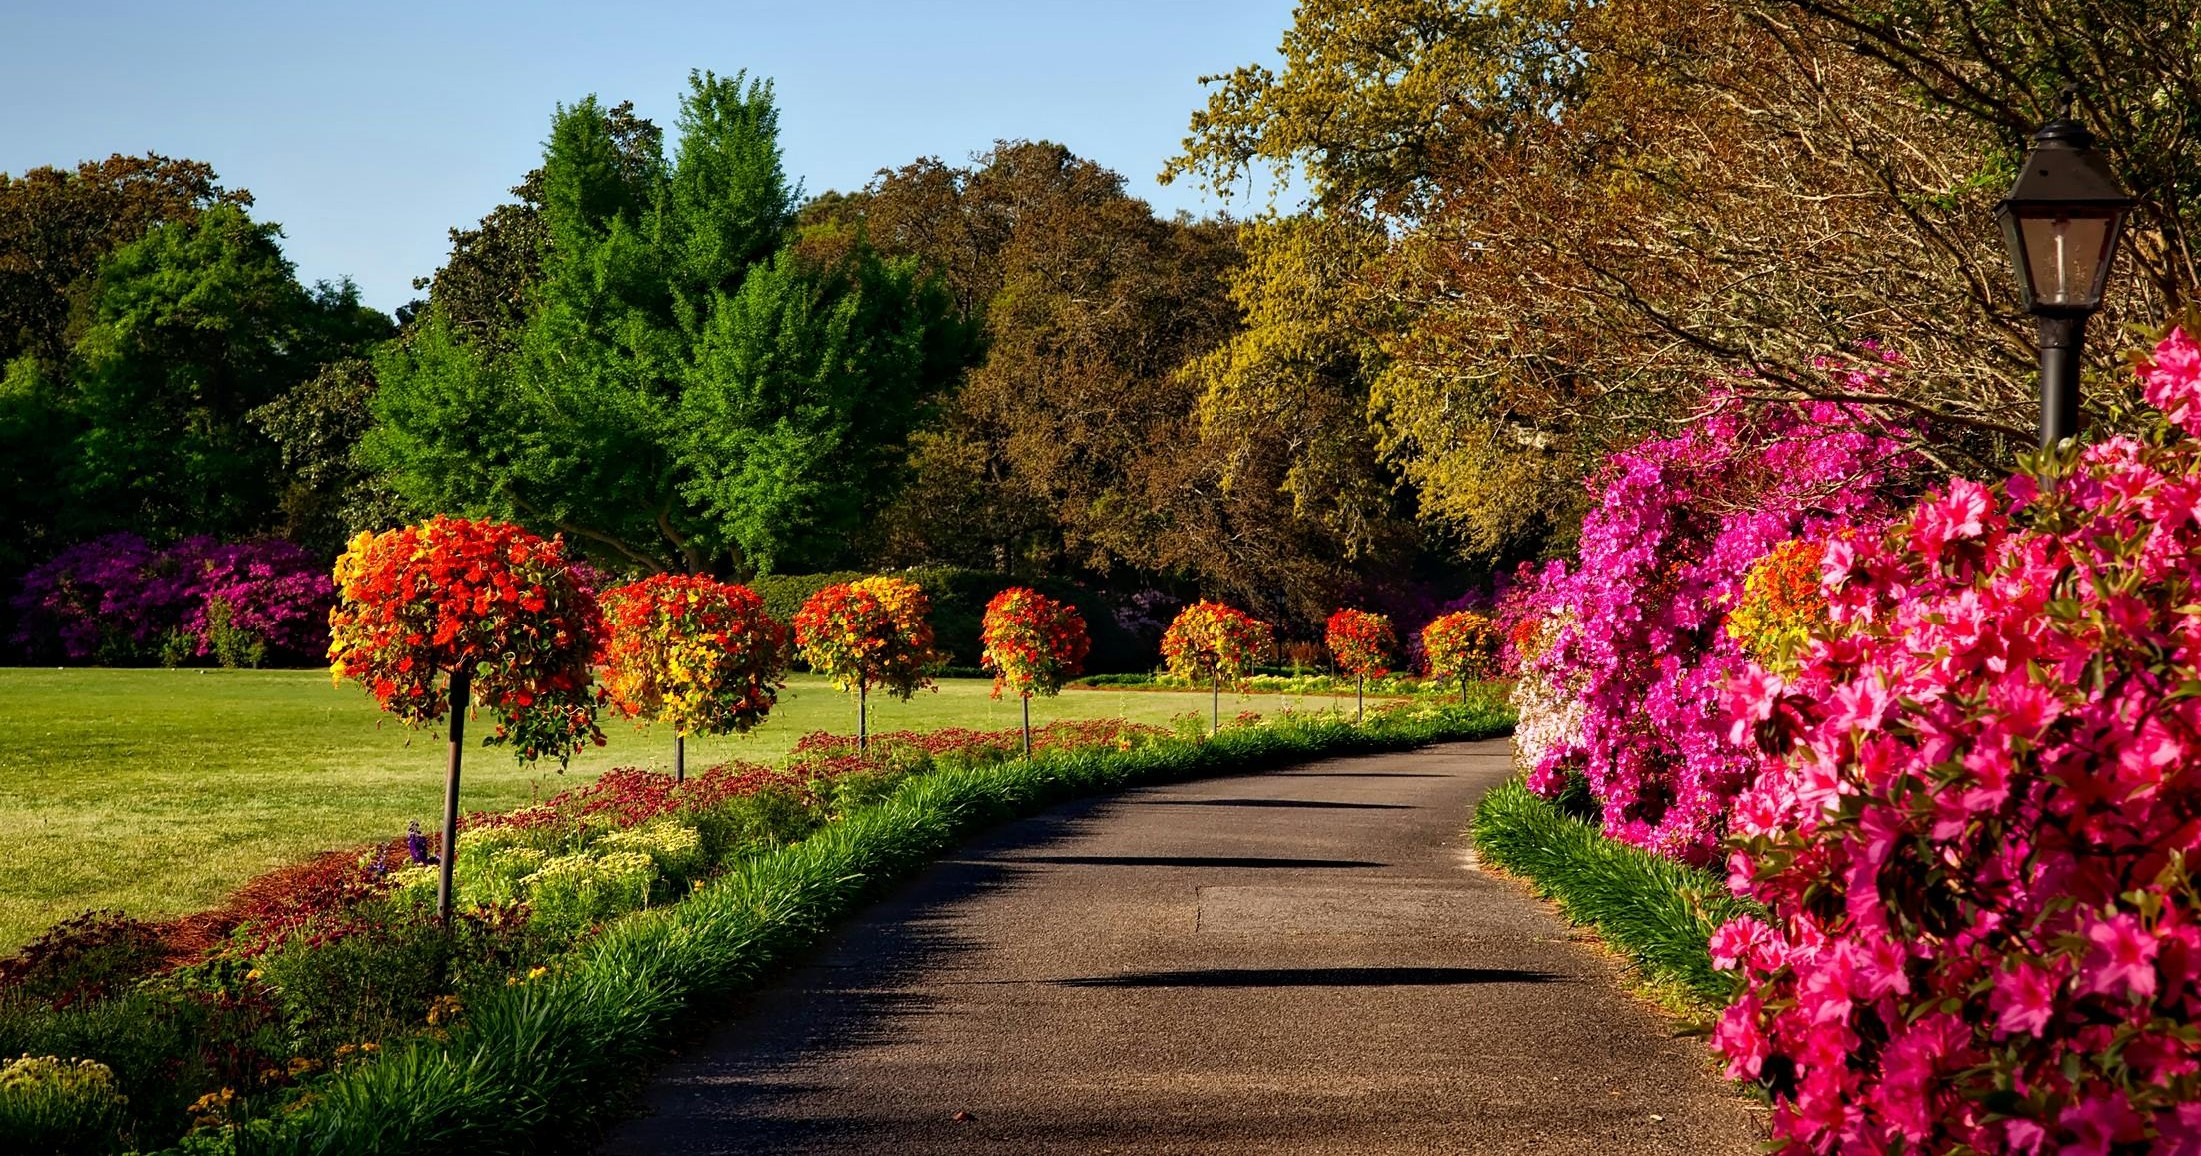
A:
[247,358,414,554]
[0,153,252,368]
[369,72,973,576]
[54,206,389,543]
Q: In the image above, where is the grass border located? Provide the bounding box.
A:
[1470,777,1756,1013]
[201,707,1512,1154]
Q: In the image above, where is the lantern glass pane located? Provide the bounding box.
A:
[2018,211,2114,309]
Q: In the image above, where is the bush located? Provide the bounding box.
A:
[0,1055,127,1156]
[1714,328,2201,1151]
[0,911,170,1010]
[9,536,332,666]
[520,851,657,936]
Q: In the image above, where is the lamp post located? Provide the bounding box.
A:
[1995,93,2135,450]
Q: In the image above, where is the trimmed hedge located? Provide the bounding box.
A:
[194,705,1511,1154]
[1470,777,1754,1009]
[749,567,1148,672]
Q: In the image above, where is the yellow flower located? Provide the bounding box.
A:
[245,968,263,981]
[527,966,548,980]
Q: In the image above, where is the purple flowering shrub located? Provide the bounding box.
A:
[11,534,332,666]
[1711,329,2201,1152]
[1508,396,1908,863]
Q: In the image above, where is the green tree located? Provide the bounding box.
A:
[368,71,973,576]
[56,207,389,542]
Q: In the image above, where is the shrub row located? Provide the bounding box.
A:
[213,705,1510,1153]
[749,566,1147,672]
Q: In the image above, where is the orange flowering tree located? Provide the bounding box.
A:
[793,575,941,750]
[1720,536,1831,677]
[327,516,604,918]
[979,587,1091,755]
[598,575,789,781]
[1421,610,1501,701]
[1325,608,1396,721]
[1161,600,1274,734]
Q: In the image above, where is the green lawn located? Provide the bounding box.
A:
[0,668,1350,950]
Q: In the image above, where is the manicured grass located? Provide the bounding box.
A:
[1471,777,1758,1011]
[0,668,1305,951]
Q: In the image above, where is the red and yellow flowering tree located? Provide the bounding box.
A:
[979,587,1091,754]
[598,575,789,782]
[1325,608,1396,721]
[1161,600,1274,734]
[327,516,604,918]
[793,575,941,750]
[1421,610,1501,701]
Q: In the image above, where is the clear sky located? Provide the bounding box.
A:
[1,0,1298,313]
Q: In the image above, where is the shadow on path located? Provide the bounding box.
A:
[1132,797,1414,810]
[1049,966,1565,988]
[1002,853,1387,868]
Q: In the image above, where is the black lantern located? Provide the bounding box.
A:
[1996,94,2134,449]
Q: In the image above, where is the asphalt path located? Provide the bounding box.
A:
[600,738,1764,1155]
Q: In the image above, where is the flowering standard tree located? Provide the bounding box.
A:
[1161,600,1274,734]
[1324,608,1395,722]
[1422,610,1501,702]
[979,587,1091,756]
[598,575,789,782]
[793,576,940,751]
[1713,329,2201,1153]
[327,516,604,918]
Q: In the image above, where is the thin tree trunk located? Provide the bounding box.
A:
[1211,669,1220,736]
[859,681,869,753]
[675,733,685,784]
[436,665,471,924]
[1022,694,1032,758]
[1357,672,1365,724]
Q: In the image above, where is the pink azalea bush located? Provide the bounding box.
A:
[11,535,333,665]
[1510,398,1907,862]
[1713,328,2201,1152]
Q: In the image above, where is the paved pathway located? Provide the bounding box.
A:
[601,739,1764,1154]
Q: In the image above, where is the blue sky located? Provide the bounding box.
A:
[1,0,1297,313]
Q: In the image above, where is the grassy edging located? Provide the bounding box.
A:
[214,708,1511,1154]
[1470,777,1756,1014]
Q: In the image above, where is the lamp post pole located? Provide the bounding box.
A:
[2037,314,2086,450]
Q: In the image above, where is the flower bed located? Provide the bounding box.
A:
[0,704,1487,1153]
[10,536,332,667]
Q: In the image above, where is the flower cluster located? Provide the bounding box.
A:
[1721,536,1833,677]
[598,575,789,737]
[792,576,941,700]
[980,586,1091,699]
[1507,398,1905,863]
[1711,328,2201,1152]
[1160,600,1273,685]
[1421,610,1500,685]
[327,516,604,763]
[1325,609,1396,678]
[11,535,333,665]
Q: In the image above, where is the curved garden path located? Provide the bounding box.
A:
[600,738,1763,1154]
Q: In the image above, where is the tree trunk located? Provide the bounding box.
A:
[859,681,869,753]
[1211,669,1220,736]
[436,665,471,924]
[1357,672,1365,724]
[1022,694,1032,758]
[675,733,685,784]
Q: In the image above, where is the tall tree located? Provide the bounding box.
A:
[368,71,973,576]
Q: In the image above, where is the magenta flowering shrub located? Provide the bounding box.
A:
[1713,328,2201,1152]
[1513,398,1907,863]
[11,534,332,665]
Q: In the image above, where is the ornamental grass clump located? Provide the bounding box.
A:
[1713,328,2201,1153]
[328,516,605,918]
[793,576,942,751]
[1325,608,1396,722]
[1161,600,1274,734]
[979,586,1091,755]
[598,574,789,781]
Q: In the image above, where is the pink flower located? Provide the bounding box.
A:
[1724,666,1785,745]
[1990,961,2062,1037]
[2141,327,2201,432]
[2080,913,2159,1001]
[1908,478,1993,561]
[1712,996,1769,1080]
